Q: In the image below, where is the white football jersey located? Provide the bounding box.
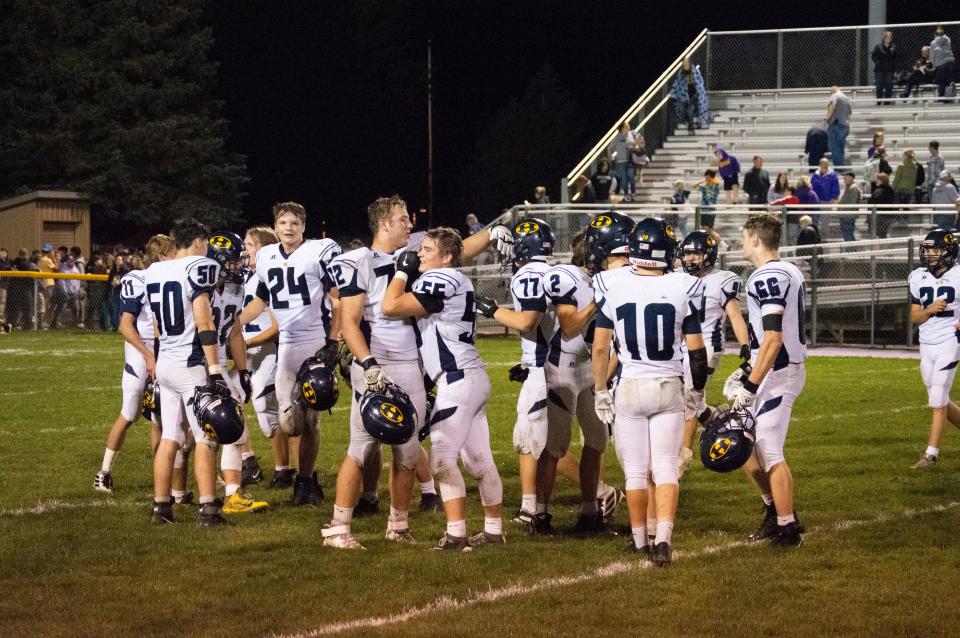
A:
[118,268,154,340]
[745,260,808,367]
[543,263,595,360]
[412,268,483,380]
[698,268,742,353]
[241,268,273,340]
[511,260,556,367]
[909,265,960,345]
[327,247,419,363]
[595,268,704,379]
[212,281,244,362]
[253,239,341,344]
[144,256,221,366]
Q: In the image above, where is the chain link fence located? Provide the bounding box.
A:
[708,21,960,92]
[0,272,112,332]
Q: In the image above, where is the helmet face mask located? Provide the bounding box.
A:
[919,229,958,273]
[208,231,245,284]
[510,218,555,268]
[584,212,634,274]
[679,230,719,275]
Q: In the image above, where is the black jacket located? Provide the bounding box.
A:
[871,42,897,73]
[742,168,771,204]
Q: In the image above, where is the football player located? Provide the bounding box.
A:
[207,232,267,514]
[725,213,807,548]
[677,230,750,475]
[475,218,557,529]
[145,219,247,525]
[382,227,504,551]
[230,202,342,506]
[908,228,960,469]
[592,217,707,566]
[94,234,175,494]
[240,226,292,488]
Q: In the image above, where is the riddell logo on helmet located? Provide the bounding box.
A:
[515,221,540,234]
[590,216,612,228]
[379,402,403,423]
[209,235,233,249]
[710,437,732,459]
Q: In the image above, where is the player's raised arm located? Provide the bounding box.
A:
[381,251,429,319]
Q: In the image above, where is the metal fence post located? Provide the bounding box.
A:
[776,31,783,90]
[869,240,877,346]
[870,205,877,239]
[810,246,818,346]
[906,237,914,347]
[853,27,861,88]
[705,32,712,90]
[560,177,569,204]
[32,279,39,330]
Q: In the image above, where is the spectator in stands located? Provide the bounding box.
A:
[931,170,960,229]
[838,171,861,242]
[791,176,820,245]
[867,131,885,160]
[864,145,892,192]
[811,158,840,204]
[870,173,896,238]
[770,185,801,244]
[824,86,852,168]
[668,180,691,234]
[714,146,740,204]
[590,158,616,203]
[465,213,484,236]
[901,45,933,98]
[693,168,720,229]
[50,255,80,328]
[805,120,829,170]
[629,134,649,193]
[770,185,799,207]
[0,248,8,330]
[85,253,110,331]
[795,215,823,278]
[107,254,127,331]
[872,30,897,105]
[37,243,57,329]
[927,141,945,202]
[742,155,770,206]
[893,149,919,204]
[7,249,37,329]
[532,186,550,205]
[931,25,955,101]
[70,246,85,274]
[671,180,690,206]
[670,56,709,133]
[768,172,790,204]
[608,121,634,199]
[573,174,596,203]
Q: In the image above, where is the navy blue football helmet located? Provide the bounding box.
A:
[360,382,417,445]
[296,355,339,412]
[142,376,160,422]
[628,217,680,269]
[192,385,245,445]
[699,406,756,473]
[680,230,719,275]
[584,212,635,274]
[510,218,555,266]
[208,231,244,283]
[919,228,958,273]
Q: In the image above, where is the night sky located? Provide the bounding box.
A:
[205,1,948,240]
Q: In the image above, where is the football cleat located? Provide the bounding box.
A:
[911,453,937,469]
[626,540,651,558]
[174,491,194,506]
[222,492,270,514]
[469,530,507,547]
[571,512,605,536]
[292,473,323,506]
[322,525,366,550]
[269,468,296,489]
[418,492,443,513]
[197,503,230,527]
[598,485,625,521]
[385,527,417,544]
[677,447,694,479]
[770,521,803,548]
[512,509,535,526]
[749,503,778,541]
[651,542,672,566]
[151,501,174,525]
[93,470,114,494]
[354,495,381,518]
[240,457,263,487]
[530,512,554,535]
[430,533,472,552]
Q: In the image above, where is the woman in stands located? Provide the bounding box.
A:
[867,131,885,160]
[767,172,790,204]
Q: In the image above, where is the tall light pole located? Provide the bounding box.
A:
[427,38,434,228]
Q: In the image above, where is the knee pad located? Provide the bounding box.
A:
[391,439,420,472]
[432,454,466,501]
[581,422,609,454]
[624,474,648,491]
[347,439,379,468]
[221,443,242,472]
[462,455,502,507]
[256,412,278,438]
[651,456,679,486]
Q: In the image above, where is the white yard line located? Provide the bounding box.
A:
[0,498,137,516]
[277,501,959,638]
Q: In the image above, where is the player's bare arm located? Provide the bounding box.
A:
[556,301,597,339]
[193,292,220,369]
[380,275,427,319]
[591,326,613,392]
[118,311,155,376]
[243,309,278,348]
[911,300,948,324]
[338,293,371,361]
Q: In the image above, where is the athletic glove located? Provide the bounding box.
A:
[730,386,757,411]
[488,224,514,261]
[684,388,706,421]
[337,341,354,389]
[722,361,753,402]
[395,250,421,282]
[475,295,499,318]
[508,363,529,383]
[360,356,392,392]
[738,343,751,365]
[208,373,230,397]
[317,339,339,369]
[594,389,614,427]
[238,369,252,404]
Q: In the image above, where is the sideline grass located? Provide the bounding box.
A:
[0,331,958,637]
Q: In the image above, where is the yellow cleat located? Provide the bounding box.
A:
[222,492,270,514]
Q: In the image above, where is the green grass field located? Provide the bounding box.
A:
[1,331,959,637]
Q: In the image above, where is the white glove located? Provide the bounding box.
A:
[684,388,706,421]
[730,386,757,411]
[363,363,392,392]
[723,368,746,401]
[594,389,614,427]
[488,224,514,261]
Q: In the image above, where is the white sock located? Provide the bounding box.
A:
[646,517,657,531]
[581,499,598,515]
[926,446,939,457]
[484,517,503,536]
[171,490,185,500]
[241,451,254,461]
[631,526,648,549]
[655,521,674,545]
[777,514,796,526]
[521,493,536,514]
[535,502,548,515]
[155,496,171,504]
[361,490,378,502]
[389,506,408,526]
[198,495,214,505]
[447,519,467,538]
[225,483,239,497]
[761,493,774,506]
[596,480,608,499]
[333,505,353,526]
[275,465,289,472]
[420,480,437,495]
[101,449,116,473]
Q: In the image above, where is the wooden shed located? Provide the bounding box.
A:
[0,191,91,255]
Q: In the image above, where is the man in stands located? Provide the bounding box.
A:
[824,87,852,168]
